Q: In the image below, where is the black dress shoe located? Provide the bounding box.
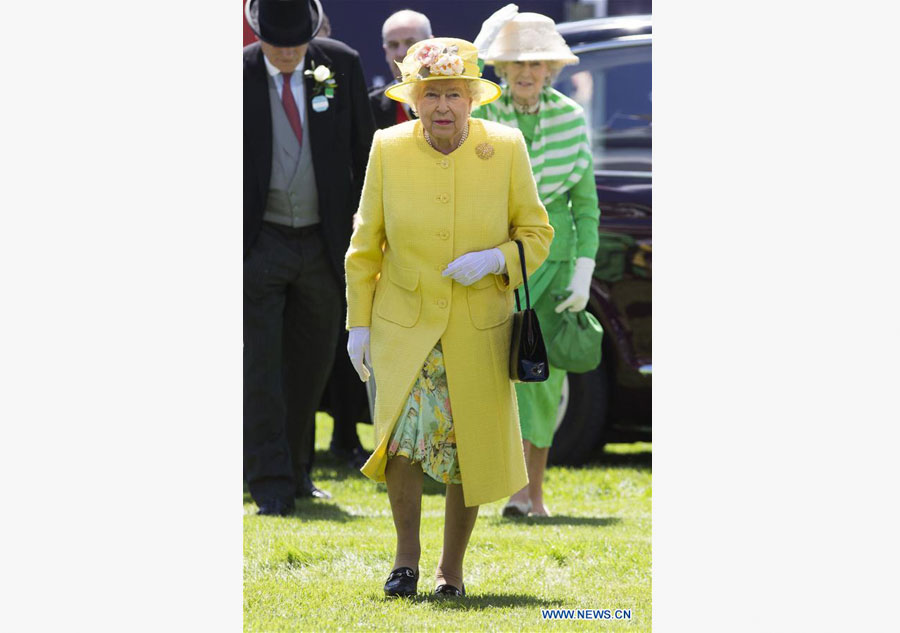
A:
[295,471,332,500]
[256,498,295,516]
[434,583,465,597]
[330,445,368,470]
[384,567,419,598]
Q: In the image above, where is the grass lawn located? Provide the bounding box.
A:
[244,413,651,632]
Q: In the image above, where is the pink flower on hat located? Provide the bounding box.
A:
[415,43,442,67]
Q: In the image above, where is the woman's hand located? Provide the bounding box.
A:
[442,248,506,286]
[347,326,372,382]
[555,257,596,313]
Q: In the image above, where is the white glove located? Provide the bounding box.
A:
[473,3,519,56]
[555,257,595,313]
[347,326,371,382]
[442,248,506,286]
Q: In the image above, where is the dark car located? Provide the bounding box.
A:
[546,15,652,465]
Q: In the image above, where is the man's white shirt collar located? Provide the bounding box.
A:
[263,53,307,124]
[263,52,307,79]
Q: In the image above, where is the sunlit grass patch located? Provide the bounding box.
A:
[244,413,651,632]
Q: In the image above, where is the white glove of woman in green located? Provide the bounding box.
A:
[555,257,596,313]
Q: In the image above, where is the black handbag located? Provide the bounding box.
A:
[509,240,550,383]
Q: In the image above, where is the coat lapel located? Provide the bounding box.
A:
[247,45,273,204]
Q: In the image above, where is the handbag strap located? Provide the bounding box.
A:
[513,239,531,311]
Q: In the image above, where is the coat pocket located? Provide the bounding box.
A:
[466,274,512,330]
[375,262,421,328]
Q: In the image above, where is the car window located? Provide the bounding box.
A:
[554,43,651,173]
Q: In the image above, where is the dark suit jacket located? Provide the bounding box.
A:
[244,39,375,280]
[368,83,417,130]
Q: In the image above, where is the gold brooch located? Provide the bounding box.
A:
[475,142,494,160]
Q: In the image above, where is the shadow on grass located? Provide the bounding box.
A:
[288,499,359,522]
[293,504,358,522]
[490,515,622,527]
[372,593,562,609]
[583,447,652,470]
[241,495,360,522]
[424,593,564,610]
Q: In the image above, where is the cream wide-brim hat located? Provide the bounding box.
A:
[384,37,502,107]
[482,12,579,65]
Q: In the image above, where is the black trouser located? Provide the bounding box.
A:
[243,222,342,503]
[325,317,369,452]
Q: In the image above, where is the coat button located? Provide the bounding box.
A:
[436,298,448,308]
[437,193,449,203]
[440,159,449,168]
[437,230,449,240]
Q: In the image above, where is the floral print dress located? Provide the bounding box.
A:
[386,341,461,484]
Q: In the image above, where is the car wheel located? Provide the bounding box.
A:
[548,360,610,466]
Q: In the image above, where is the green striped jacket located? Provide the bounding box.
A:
[472,88,593,207]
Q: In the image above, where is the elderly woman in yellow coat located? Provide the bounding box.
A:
[344,38,553,598]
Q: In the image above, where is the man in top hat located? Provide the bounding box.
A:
[368,9,433,130]
[243,0,375,515]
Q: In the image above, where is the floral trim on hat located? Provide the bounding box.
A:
[398,43,465,81]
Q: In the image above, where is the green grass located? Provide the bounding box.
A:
[244,413,651,632]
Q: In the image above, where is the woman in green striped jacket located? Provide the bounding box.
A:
[472,8,600,517]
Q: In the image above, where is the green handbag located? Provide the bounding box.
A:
[545,308,604,373]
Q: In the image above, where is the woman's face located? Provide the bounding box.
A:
[415,79,472,145]
[505,61,551,103]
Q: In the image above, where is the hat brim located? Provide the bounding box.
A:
[485,52,579,65]
[385,76,502,107]
[245,0,323,47]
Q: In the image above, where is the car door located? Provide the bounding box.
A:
[555,36,652,441]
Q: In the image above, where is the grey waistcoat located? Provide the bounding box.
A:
[263,76,320,228]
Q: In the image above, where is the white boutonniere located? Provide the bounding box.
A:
[304,64,336,98]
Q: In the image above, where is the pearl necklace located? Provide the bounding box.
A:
[513,99,540,114]
[424,122,469,152]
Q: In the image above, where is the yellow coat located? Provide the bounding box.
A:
[344,118,554,506]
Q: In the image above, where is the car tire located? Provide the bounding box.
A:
[548,359,610,466]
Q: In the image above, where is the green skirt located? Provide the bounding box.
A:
[515,260,574,448]
[386,342,462,484]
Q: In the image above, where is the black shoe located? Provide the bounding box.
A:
[295,471,332,500]
[434,583,465,597]
[256,497,295,516]
[384,567,419,598]
[330,445,368,470]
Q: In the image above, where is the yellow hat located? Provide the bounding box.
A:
[384,37,502,107]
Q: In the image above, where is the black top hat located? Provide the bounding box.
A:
[245,0,324,47]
